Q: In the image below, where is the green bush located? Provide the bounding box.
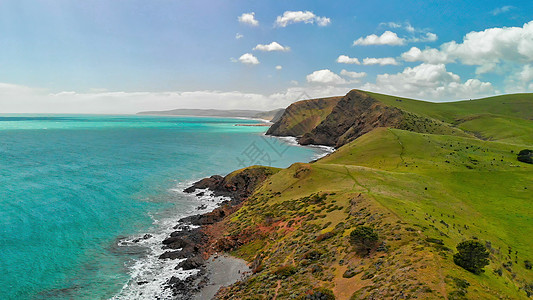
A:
[517,149,533,164]
[273,265,297,278]
[349,226,378,255]
[453,240,490,274]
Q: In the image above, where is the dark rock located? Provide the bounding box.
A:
[176,256,204,270]
[183,175,224,193]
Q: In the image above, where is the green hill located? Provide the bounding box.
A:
[203,91,533,299]
[269,90,533,147]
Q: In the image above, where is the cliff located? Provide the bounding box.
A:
[270,89,468,148]
[266,96,342,137]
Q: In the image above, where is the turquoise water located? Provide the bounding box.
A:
[0,115,324,299]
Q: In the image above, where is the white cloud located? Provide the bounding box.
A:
[340,69,367,79]
[253,42,290,52]
[235,33,243,39]
[306,69,346,85]
[353,31,406,46]
[505,64,533,92]
[409,32,438,42]
[238,53,259,65]
[400,21,533,74]
[380,22,402,29]
[275,65,282,70]
[362,63,493,100]
[362,57,399,66]
[275,11,331,27]
[238,12,259,26]
[491,5,514,15]
[401,47,452,64]
[336,55,361,64]
[379,22,438,43]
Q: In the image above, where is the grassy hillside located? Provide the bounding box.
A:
[215,129,532,299]
[367,92,533,145]
[268,90,532,147]
[206,91,533,299]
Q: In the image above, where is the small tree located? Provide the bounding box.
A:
[350,226,378,255]
[453,240,490,274]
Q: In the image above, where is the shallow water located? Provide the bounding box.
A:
[0,114,327,299]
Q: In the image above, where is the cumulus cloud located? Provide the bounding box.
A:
[253,42,290,52]
[353,31,406,46]
[336,55,361,64]
[402,47,452,64]
[409,32,438,42]
[340,69,367,79]
[400,20,533,74]
[306,69,346,85]
[505,64,533,92]
[362,63,494,100]
[275,65,282,70]
[235,33,243,39]
[238,12,259,26]
[238,53,259,65]
[275,11,331,27]
[379,22,438,43]
[362,57,399,66]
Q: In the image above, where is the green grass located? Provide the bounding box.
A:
[366,91,533,145]
[216,92,533,299]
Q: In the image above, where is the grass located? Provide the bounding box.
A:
[367,91,533,145]
[215,92,533,299]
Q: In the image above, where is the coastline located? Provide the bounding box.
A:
[113,133,331,299]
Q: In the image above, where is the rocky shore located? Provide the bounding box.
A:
[156,166,277,299]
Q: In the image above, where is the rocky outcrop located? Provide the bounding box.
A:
[156,165,278,298]
[184,166,279,203]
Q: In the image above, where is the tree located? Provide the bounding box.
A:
[349,226,378,255]
[517,149,533,164]
[453,240,490,274]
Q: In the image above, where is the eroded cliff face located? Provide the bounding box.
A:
[266,96,342,137]
[269,89,465,148]
[299,90,404,147]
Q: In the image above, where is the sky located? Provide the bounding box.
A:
[0,0,532,113]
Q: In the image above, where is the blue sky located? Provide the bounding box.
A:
[0,0,532,113]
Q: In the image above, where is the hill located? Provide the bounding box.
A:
[214,129,532,299]
[268,90,533,147]
[171,90,533,299]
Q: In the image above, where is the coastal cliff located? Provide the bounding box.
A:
[163,91,533,299]
[269,89,467,147]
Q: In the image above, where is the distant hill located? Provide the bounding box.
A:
[137,108,285,122]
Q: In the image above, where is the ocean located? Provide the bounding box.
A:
[0,115,329,299]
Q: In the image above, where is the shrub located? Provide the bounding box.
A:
[453,240,490,274]
[525,260,532,270]
[273,265,297,278]
[304,288,335,300]
[350,226,378,255]
[517,149,533,164]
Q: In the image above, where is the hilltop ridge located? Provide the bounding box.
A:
[268,90,533,147]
